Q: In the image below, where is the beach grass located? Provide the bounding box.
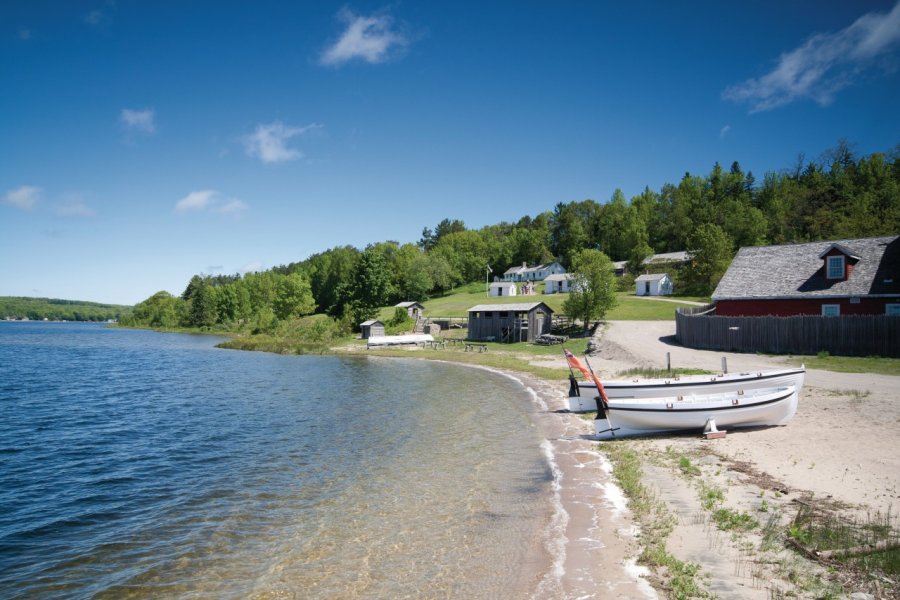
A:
[786,354,900,376]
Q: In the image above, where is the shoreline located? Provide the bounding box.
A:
[353,320,900,598]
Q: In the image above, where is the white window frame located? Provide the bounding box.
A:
[821,304,840,317]
[826,255,845,279]
[887,304,900,316]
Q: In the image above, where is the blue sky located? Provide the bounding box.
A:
[2,1,899,305]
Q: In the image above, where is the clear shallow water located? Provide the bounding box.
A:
[0,322,552,599]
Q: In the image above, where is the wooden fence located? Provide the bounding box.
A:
[676,305,900,357]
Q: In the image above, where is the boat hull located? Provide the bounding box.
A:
[568,367,805,412]
[594,386,798,439]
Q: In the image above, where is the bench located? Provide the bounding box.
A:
[424,340,447,350]
[464,343,488,353]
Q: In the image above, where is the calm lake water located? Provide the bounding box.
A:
[0,322,554,599]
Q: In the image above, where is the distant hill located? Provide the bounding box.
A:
[0,297,132,322]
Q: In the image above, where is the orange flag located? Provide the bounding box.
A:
[564,349,592,381]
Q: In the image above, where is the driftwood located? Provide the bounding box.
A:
[788,537,900,561]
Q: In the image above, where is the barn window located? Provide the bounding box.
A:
[498,312,508,317]
[821,304,840,317]
[484,311,493,317]
[887,304,900,316]
[826,255,845,279]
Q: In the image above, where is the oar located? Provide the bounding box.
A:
[562,347,580,399]
[583,353,618,438]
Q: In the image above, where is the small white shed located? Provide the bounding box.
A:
[489,281,518,297]
[635,273,673,296]
[544,273,573,294]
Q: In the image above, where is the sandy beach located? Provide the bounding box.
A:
[519,319,900,599]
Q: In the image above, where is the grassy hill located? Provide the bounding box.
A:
[381,282,705,320]
[0,297,131,322]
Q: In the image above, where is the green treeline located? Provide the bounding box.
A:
[0,297,130,322]
[124,141,899,333]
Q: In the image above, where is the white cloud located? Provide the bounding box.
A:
[240,261,264,274]
[175,190,217,213]
[120,108,156,134]
[175,190,248,216]
[3,186,41,210]
[320,8,409,66]
[723,1,900,112]
[242,121,320,163]
[214,199,249,215]
[720,125,731,138]
[56,194,95,217]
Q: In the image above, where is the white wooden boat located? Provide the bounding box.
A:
[594,385,798,439]
[568,366,805,412]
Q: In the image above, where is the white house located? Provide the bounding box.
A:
[489,281,518,297]
[502,261,566,282]
[544,273,573,294]
[635,273,673,296]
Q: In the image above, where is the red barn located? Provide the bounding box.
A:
[713,235,900,317]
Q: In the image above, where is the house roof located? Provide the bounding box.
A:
[712,235,900,301]
[635,273,669,282]
[395,301,424,308]
[643,251,689,265]
[503,261,563,275]
[544,273,572,282]
[468,302,554,313]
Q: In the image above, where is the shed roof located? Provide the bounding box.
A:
[360,320,384,326]
[712,235,899,300]
[635,273,669,282]
[468,302,554,313]
[643,251,689,264]
[395,301,424,308]
[544,273,572,282]
[489,281,517,287]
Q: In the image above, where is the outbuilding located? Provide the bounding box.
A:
[467,302,554,343]
[544,273,573,294]
[395,301,425,318]
[635,273,673,296]
[489,281,518,297]
[359,320,385,339]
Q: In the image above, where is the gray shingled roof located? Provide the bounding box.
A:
[468,302,554,313]
[635,273,669,282]
[712,235,900,300]
[544,273,571,282]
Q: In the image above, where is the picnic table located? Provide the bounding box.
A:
[464,343,488,353]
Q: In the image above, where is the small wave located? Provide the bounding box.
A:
[531,438,568,599]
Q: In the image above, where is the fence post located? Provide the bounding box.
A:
[721,357,728,374]
[666,352,671,372]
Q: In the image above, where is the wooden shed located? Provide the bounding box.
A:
[467,302,554,343]
[360,319,385,339]
[395,301,425,318]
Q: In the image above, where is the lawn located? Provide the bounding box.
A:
[414,283,702,321]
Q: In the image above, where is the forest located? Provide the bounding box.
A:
[121,141,899,333]
[0,297,130,322]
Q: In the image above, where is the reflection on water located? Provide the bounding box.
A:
[0,323,551,599]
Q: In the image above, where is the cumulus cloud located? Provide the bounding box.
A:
[720,125,731,138]
[242,121,320,163]
[3,186,41,210]
[320,8,409,66]
[175,190,248,216]
[120,108,156,134]
[723,1,900,112]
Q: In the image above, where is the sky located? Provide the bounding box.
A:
[2,1,899,305]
